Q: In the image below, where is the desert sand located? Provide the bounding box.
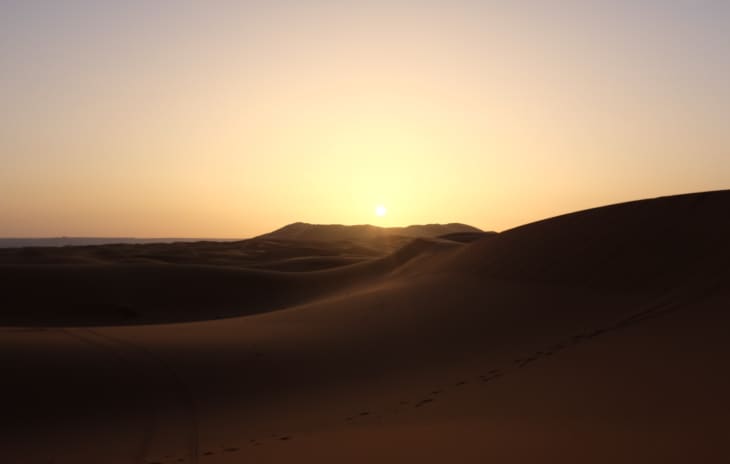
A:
[2,191,729,463]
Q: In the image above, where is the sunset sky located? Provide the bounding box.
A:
[2,1,729,237]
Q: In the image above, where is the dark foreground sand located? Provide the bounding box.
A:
[2,191,729,463]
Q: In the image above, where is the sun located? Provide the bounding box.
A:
[375,205,387,217]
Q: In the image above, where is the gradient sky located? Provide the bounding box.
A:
[2,1,729,237]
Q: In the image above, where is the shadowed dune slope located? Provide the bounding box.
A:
[445,189,730,289]
[437,230,498,243]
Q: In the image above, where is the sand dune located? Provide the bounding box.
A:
[2,191,730,463]
[0,236,465,326]
[444,190,730,289]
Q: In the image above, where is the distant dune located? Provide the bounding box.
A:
[0,237,240,248]
[2,191,730,463]
[437,230,497,243]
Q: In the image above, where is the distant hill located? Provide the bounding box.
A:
[255,222,484,242]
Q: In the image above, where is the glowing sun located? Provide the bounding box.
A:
[375,205,387,217]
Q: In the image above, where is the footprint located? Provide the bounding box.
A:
[415,398,434,408]
[359,411,370,416]
[223,447,239,452]
[430,390,442,395]
[202,451,214,456]
[519,357,537,367]
[280,436,292,441]
[455,381,468,386]
[480,371,504,382]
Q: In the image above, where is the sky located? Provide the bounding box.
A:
[2,0,729,237]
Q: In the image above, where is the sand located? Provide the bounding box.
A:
[1,191,729,463]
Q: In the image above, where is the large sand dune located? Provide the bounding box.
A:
[2,191,729,463]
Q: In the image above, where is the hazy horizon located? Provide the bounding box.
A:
[3,1,729,237]
[0,220,483,241]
